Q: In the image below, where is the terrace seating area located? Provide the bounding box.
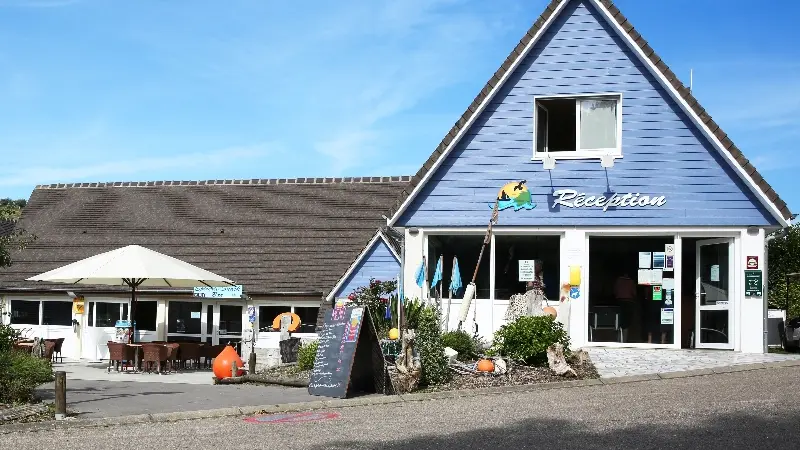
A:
[12,337,64,363]
[105,341,228,374]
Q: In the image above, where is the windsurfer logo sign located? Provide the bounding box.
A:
[490,180,535,211]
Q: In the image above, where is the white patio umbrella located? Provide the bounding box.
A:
[27,244,235,342]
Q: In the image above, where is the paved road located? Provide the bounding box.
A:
[11,367,800,449]
[35,379,316,418]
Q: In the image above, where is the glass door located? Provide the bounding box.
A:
[695,239,734,349]
[215,303,244,352]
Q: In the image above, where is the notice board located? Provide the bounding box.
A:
[308,300,386,398]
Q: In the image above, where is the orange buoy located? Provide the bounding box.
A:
[476,358,495,373]
[212,345,245,379]
[543,306,557,318]
[272,312,301,332]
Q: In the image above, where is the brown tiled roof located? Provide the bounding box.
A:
[0,176,410,296]
[388,0,791,222]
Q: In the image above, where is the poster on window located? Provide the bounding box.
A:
[638,252,652,269]
[652,252,666,269]
[710,265,720,282]
[518,260,536,282]
[660,308,674,325]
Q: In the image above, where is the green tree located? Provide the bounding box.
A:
[768,223,800,318]
[0,198,35,268]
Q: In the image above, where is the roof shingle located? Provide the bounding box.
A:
[0,177,410,296]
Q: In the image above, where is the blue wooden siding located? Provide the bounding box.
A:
[397,0,776,227]
[333,238,400,298]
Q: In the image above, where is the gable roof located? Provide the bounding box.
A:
[326,227,402,301]
[387,0,791,227]
[0,176,410,296]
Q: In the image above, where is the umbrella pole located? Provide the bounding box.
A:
[130,283,137,344]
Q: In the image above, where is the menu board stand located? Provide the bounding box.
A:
[308,301,388,398]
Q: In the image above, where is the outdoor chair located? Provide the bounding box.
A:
[141,344,169,374]
[42,340,56,362]
[49,338,65,363]
[177,342,202,370]
[164,343,180,373]
[588,306,623,343]
[202,344,225,369]
[107,342,136,372]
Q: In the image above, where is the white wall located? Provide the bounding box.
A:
[740,228,766,353]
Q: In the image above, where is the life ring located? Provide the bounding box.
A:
[272,312,301,332]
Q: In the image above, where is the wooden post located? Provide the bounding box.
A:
[231,361,238,378]
[248,352,256,374]
[54,371,66,420]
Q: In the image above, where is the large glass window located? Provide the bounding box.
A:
[588,236,675,344]
[134,301,157,331]
[167,301,202,335]
[258,305,319,333]
[427,235,490,299]
[42,301,72,326]
[94,302,122,327]
[10,300,39,325]
[494,235,560,301]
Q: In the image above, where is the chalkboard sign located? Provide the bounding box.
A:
[308,300,386,398]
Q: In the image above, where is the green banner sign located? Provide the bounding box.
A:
[744,270,762,297]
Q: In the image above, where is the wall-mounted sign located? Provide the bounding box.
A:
[518,260,536,282]
[746,256,759,270]
[552,189,666,211]
[247,306,256,323]
[744,270,762,297]
[72,297,85,315]
[569,287,580,299]
[491,180,536,211]
[193,285,243,298]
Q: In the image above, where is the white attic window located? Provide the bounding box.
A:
[533,93,622,161]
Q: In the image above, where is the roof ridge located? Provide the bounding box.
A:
[35,176,412,190]
[386,0,791,222]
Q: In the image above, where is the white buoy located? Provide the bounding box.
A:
[458,282,477,324]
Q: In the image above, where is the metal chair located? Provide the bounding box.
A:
[589,306,623,342]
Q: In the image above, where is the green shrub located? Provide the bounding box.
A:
[297,341,318,371]
[0,350,54,404]
[415,306,450,386]
[0,303,21,353]
[493,315,570,366]
[441,330,477,361]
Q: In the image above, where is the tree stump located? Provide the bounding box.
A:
[279,337,301,363]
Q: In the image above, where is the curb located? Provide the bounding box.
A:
[3,361,799,434]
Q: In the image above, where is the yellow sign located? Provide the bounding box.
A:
[72,297,85,315]
[569,266,582,286]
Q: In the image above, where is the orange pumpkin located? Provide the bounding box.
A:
[476,358,495,372]
[543,306,557,318]
[212,345,245,379]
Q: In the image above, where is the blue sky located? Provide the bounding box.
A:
[0,0,798,212]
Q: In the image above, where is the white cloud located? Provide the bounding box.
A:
[0,143,277,187]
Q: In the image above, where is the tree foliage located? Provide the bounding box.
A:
[0,197,35,268]
[768,223,800,318]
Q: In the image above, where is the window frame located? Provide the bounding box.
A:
[255,301,321,335]
[532,92,623,161]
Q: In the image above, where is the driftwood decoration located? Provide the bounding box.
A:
[546,343,577,377]
[390,330,421,393]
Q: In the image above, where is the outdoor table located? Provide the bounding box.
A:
[126,344,144,372]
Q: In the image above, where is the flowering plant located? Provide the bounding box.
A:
[348,278,398,337]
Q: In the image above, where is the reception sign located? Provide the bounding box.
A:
[193,285,243,298]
